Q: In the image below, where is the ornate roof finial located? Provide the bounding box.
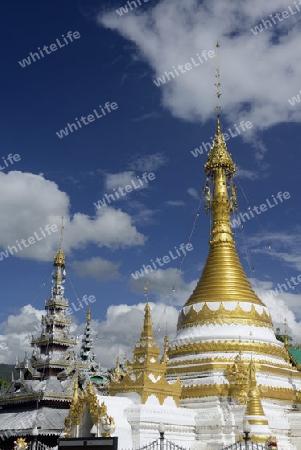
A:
[284,317,288,334]
[87,307,91,325]
[161,334,169,363]
[214,41,221,120]
[144,281,149,303]
[245,361,266,417]
[52,216,66,290]
[283,317,289,347]
[243,361,271,442]
[54,216,65,268]
[59,215,64,248]
[141,302,154,341]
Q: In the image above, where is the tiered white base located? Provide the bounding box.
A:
[98,393,301,450]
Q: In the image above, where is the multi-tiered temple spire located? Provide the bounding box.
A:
[0,219,81,447]
[79,308,110,390]
[28,217,78,380]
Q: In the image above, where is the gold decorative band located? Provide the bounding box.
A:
[178,302,272,329]
[168,340,289,361]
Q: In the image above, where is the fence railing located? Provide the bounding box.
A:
[221,443,267,450]
[134,438,188,450]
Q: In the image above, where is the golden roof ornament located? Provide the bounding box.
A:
[225,351,249,404]
[14,438,28,450]
[109,288,181,405]
[245,360,267,419]
[64,380,115,438]
[241,361,271,443]
[140,282,155,342]
[161,334,169,363]
[53,216,66,284]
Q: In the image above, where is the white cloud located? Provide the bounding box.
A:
[236,166,259,180]
[128,153,168,172]
[0,171,146,261]
[165,200,186,207]
[247,230,301,271]
[251,278,301,342]
[92,302,179,367]
[104,171,139,191]
[0,305,43,364]
[98,0,301,159]
[187,187,199,200]
[129,266,197,306]
[0,303,179,369]
[71,257,121,282]
[2,290,301,369]
[132,111,162,122]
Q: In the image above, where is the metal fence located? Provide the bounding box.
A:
[135,438,188,450]
[221,443,267,450]
[29,442,57,450]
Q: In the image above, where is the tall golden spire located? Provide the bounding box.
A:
[140,282,155,342]
[177,43,273,330]
[53,216,65,283]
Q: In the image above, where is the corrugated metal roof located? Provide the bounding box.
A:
[0,407,68,435]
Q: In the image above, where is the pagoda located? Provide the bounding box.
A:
[79,308,110,392]
[164,61,301,447]
[0,228,82,448]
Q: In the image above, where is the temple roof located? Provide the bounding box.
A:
[0,406,69,435]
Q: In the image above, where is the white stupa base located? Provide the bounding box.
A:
[96,393,301,450]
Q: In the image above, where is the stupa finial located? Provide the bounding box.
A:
[52,216,66,290]
[140,282,154,342]
[203,42,238,246]
[54,216,65,269]
[214,41,221,121]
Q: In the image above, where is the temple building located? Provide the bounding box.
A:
[0,239,107,448]
[88,115,301,449]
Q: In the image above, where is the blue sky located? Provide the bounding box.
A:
[0,0,301,368]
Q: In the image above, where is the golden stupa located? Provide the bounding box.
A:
[166,52,301,415]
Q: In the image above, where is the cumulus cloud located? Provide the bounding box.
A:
[2,288,301,368]
[0,305,44,364]
[104,171,142,191]
[251,278,301,342]
[165,201,186,207]
[0,171,146,261]
[128,153,168,172]
[92,302,179,367]
[247,230,301,271]
[71,257,121,282]
[98,0,301,159]
[129,266,197,306]
[187,187,199,200]
[236,166,259,181]
[0,302,179,369]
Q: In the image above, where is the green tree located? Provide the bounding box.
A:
[0,379,9,388]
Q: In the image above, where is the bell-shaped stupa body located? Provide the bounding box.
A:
[166,118,301,416]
